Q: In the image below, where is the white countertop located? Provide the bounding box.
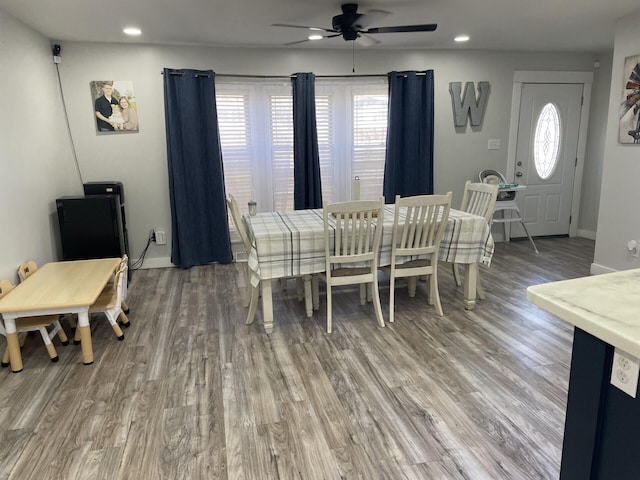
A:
[527,269,640,358]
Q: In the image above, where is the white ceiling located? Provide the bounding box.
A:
[1,0,638,52]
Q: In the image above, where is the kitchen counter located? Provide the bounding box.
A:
[527,269,640,480]
[527,268,640,357]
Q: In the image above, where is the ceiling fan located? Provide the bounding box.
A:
[273,3,437,46]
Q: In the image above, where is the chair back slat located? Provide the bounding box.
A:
[393,193,452,259]
[460,180,499,223]
[226,194,252,254]
[324,199,384,267]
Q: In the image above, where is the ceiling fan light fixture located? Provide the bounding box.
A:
[454,35,470,43]
[123,27,142,36]
[308,34,323,41]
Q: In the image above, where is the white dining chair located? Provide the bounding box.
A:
[226,194,311,326]
[227,193,267,325]
[320,198,385,333]
[381,192,452,322]
[452,181,499,299]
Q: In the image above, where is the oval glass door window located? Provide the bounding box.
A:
[533,103,561,180]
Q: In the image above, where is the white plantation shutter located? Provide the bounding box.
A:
[352,93,388,200]
[217,93,254,210]
[216,80,292,225]
[270,95,294,211]
[315,94,334,203]
[216,77,388,236]
[316,79,388,202]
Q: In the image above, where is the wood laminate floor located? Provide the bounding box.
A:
[0,237,595,479]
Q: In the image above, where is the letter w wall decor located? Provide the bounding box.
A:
[449,81,490,127]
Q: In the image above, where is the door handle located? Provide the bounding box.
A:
[516,172,523,177]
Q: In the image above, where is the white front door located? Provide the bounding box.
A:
[512,83,583,237]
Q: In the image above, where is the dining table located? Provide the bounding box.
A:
[244,205,494,333]
[0,258,121,372]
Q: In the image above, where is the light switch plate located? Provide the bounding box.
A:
[611,349,640,398]
[488,139,501,150]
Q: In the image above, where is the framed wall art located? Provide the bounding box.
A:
[91,80,139,133]
[619,55,640,144]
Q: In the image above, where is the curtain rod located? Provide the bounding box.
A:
[161,72,429,78]
[164,71,212,78]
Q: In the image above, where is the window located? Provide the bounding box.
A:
[315,79,388,203]
[217,77,388,230]
[533,102,561,180]
[217,79,293,219]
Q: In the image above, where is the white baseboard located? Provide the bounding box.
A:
[577,229,597,240]
[135,256,174,269]
[590,263,617,275]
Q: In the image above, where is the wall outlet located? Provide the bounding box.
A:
[611,349,640,397]
[155,230,167,245]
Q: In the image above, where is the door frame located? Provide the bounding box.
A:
[506,71,593,237]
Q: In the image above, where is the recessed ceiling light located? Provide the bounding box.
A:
[455,35,470,43]
[309,34,323,41]
[123,27,142,36]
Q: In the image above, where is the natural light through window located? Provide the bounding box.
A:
[533,103,561,180]
[216,78,388,237]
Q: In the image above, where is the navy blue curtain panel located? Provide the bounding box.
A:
[383,70,435,203]
[163,68,232,268]
[292,73,323,210]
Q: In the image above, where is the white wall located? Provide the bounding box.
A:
[54,43,609,267]
[0,4,614,273]
[579,53,613,239]
[0,11,79,283]
[593,9,640,273]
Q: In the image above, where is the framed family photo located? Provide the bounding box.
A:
[619,55,640,144]
[91,80,139,133]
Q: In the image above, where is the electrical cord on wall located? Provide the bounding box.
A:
[55,62,84,189]
[130,230,155,271]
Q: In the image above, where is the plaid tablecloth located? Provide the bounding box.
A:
[245,206,494,287]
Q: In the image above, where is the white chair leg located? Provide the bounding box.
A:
[371,278,385,328]
[303,275,313,318]
[476,272,486,300]
[38,326,59,362]
[452,263,462,287]
[431,271,444,316]
[246,285,259,325]
[108,313,125,340]
[326,285,333,334]
[389,273,396,323]
[359,284,366,305]
[312,276,320,311]
[243,266,252,308]
[408,277,417,298]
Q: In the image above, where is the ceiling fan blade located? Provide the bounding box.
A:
[356,33,381,47]
[284,33,341,46]
[284,38,312,46]
[365,24,438,34]
[272,23,336,33]
[355,9,391,29]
